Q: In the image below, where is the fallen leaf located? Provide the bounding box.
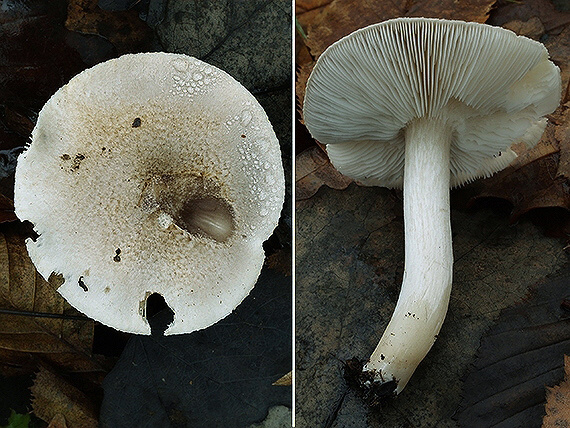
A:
[300,1,405,60]
[406,0,494,22]
[65,0,152,54]
[0,231,108,381]
[489,0,570,34]
[153,0,291,93]
[31,366,97,428]
[295,146,352,200]
[47,413,68,428]
[503,16,546,39]
[456,272,570,427]
[273,371,292,386]
[468,103,570,221]
[543,355,570,428]
[0,2,85,109]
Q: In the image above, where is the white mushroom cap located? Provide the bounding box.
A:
[14,53,284,335]
[303,17,561,187]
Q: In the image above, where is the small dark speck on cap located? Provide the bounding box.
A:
[132,117,142,128]
[113,248,121,262]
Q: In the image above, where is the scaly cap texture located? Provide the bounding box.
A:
[14,53,285,335]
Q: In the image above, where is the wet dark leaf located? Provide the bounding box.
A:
[154,0,290,93]
[456,271,570,428]
[100,267,292,428]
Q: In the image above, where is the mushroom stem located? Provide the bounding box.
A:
[363,117,453,394]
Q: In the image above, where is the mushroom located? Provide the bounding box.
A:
[302,18,561,394]
[14,53,285,335]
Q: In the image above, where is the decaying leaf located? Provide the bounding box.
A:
[468,103,570,221]
[503,16,546,40]
[31,366,97,428]
[543,355,570,428]
[0,2,85,109]
[66,0,152,54]
[0,231,107,380]
[295,146,352,200]
[47,413,68,428]
[488,0,570,35]
[406,0,494,22]
[273,371,292,386]
[456,272,570,427]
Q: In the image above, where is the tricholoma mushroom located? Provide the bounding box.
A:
[14,53,284,335]
[303,18,561,394]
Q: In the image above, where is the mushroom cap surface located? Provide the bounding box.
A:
[14,53,285,335]
[303,18,561,187]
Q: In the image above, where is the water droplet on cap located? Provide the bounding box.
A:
[172,58,189,73]
[240,110,253,126]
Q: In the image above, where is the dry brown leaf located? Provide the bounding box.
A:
[470,102,570,220]
[296,146,352,201]
[31,366,98,428]
[490,0,570,35]
[66,0,151,54]
[406,0,494,22]
[503,17,546,40]
[296,0,331,14]
[0,231,108,380]
[296,0,333,38]
[300,1,405,60]
[545,24,570,105]
[272,371,292,386]
[543,355,570,428]
[266,250,292,277]
[47,413,68,428]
